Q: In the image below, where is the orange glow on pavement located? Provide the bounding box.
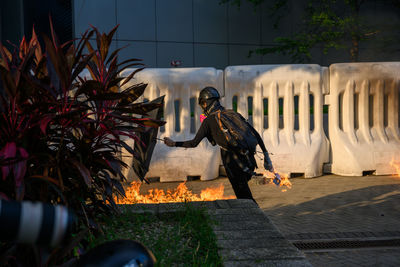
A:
[390,158,400,177]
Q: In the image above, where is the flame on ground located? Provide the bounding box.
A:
[390,158,400,177]
[115,181,236,204]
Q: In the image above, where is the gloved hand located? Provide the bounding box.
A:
[164,137,175,147]
[263,152,274,172]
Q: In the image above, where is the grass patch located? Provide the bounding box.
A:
[88,204,223,266]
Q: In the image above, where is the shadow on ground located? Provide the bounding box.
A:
[261,184,400,234]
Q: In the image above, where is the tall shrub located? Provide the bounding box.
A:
[0,22,164,223]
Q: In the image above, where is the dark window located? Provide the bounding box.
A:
[369,94,374,127]
[232,95,238,112]
[310,94,314,131]
[354,93,359,130]
[279,97,284,129]
[384,94,388,128]
[174,100,180,132]
[339,92,344,130]
[247,96,253,125]
[294,95,299,130]
[263,98,268,129]
[190,97,195,133]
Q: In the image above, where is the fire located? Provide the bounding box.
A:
[390,158,400,177]
[262,171,292,191]
[115,181,235,204]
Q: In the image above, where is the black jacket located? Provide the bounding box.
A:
[175,112,267,154]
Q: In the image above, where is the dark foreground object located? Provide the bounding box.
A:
[78,239,156,267]
[0,200,75,247]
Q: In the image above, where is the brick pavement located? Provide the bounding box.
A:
[250,174,400,266]
[209,199,311,266]
[134,174,400,266]
[250,175,400,235]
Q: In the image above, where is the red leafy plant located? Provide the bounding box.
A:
[0,21,164,265]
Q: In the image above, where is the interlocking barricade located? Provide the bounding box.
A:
[328,63,400,176]
[120,68,224,182]
[223,65,330,177]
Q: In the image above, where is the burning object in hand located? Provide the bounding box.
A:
[273,172,281,186]
[260,171,292,191]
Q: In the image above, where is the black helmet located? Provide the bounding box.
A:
[198,87,220,105]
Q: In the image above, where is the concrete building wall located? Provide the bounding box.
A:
[73,0,400,69]
[0,0,24,48]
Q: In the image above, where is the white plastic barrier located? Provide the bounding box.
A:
[224,65,330,177]
[120,68,224,182]
[328,63,400,176]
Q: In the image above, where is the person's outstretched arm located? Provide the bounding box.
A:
[164,117,210,148]
[248,123,274,172]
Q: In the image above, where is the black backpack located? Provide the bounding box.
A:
[214,109,258,173]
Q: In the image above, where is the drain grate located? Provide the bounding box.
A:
[293,239,400,250]
[285,231,400,241]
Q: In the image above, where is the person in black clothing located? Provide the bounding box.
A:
[164,87,274,202]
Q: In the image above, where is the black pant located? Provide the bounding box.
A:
[221,149,255,201]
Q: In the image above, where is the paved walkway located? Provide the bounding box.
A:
[251,174,400,267]
[126,199,312,266]
[138,174,400,266]
[208,199,311,266]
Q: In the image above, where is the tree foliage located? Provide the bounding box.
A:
[222,0,400,62]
